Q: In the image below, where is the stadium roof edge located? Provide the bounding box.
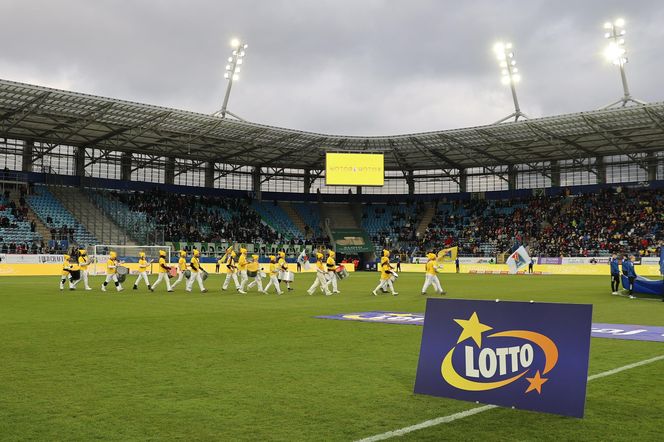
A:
[1,77,663,171]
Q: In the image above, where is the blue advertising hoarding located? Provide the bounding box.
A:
[414,299,593,418]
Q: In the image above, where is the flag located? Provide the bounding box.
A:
[297,249,310,270]
[506,246,531,274]
[437,246,458,264]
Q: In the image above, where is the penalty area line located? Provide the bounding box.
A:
[356,354,664,442]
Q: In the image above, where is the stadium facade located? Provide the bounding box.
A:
[1,78,663,196]
[0,78,663,260]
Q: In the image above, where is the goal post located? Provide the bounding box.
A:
[92,244,172,275]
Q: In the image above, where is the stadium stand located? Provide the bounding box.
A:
[362,202,422,253]
[90,189,281,244]
[0,192,42,253]
[418,188,663,257]
[26,185,96,247]
[292,202,322,238]
[251,201,304,241]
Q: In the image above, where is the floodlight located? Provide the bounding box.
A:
[600,18,646,108]
[493,40,528,122]
[217,37,249,118]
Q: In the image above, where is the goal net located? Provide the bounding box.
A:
[91,244,172,275]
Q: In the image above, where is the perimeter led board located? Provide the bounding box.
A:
[325,153,384,186]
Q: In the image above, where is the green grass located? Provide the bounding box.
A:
[0,273,662,441]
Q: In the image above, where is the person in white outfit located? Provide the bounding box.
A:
[101,251,123,292]
[171,250,188,289]
[132,251,152,291]
[77,249,92,291]
[372,252,398,296]
[326,249,340,294]
[151,250,173,292]
[263,255,283,295]
[307,252,332,296]
[237,248,249,293]
[222,250,241,292]
[185,249,208,293]
[421,253,446,296]
[246,254,265,293]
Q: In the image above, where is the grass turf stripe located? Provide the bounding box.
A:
[356,354,664,442]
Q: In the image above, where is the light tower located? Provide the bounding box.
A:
[214,38,248,119]
[601,18,645,108]
[493,42,529,124]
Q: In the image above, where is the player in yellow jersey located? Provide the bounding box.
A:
[78,249,92,291]
[237,247,249,294]
[421,252,445,296]
[278,251,293,291]
[307,253,331,296]
[326,249,340,294]
[263,255,283,295]
[186,249,207,293]
[151,250,173,292]
[245,254,265,293]
[132,251,152,291]
[372,251,398,296]
[222,249,241,292]
[102,251,123,292]
[171,250,188,289]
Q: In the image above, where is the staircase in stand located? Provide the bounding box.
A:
[415,202,436,237]
[278,202,307,237]
[49,186,136,246]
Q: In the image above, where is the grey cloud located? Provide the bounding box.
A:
[0,0,661,135]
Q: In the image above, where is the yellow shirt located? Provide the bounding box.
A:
[158,257,168,273]
[226,255,236,273]
[278,258,288,271]
[178,257,187,271]
[425,260,436,275]
[247,260,259,272]
[106,258,117,275]
[70,261,80,272]
[190,256,200,272]
[138,258,149,273]
[316,260,325,272]
[62,261,72,276]
[380,262,392,280]
[269,262,279,275]
[78,256,89,270]
[238,254,247,271]
[326,257,336,271]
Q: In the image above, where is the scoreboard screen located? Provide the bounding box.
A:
[325,152,384,186]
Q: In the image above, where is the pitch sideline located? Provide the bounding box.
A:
[356,354,664,442]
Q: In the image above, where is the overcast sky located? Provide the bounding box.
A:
[1,0,662,135]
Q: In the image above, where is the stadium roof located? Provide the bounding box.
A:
[1,78,663,172]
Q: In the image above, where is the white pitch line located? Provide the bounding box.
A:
[356,354,664,442]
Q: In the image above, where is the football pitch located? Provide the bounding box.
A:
[0,273,662,441]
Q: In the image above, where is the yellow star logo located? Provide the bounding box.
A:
[453,312,493,347]
[525,370,548,394]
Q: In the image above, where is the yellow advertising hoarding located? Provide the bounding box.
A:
[325,152,384,186]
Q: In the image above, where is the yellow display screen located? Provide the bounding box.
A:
[325,153,384,186]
